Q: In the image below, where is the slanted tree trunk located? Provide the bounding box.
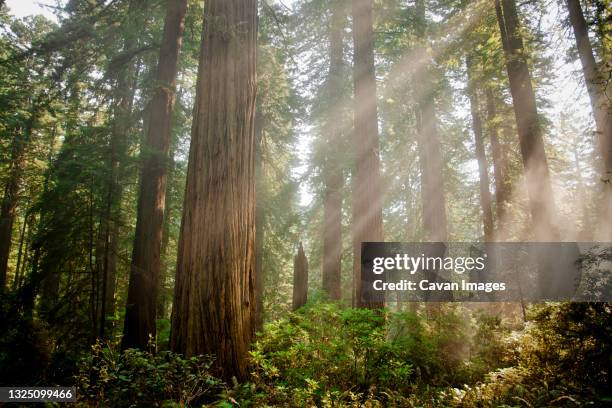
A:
[467,57,494,242]
[292,242,309,311]
[322,0,345,301]
[351,0,384,309]
[485,87,509,233]
[494,0,559,241]
[122,0,188,351]
[170,0,258,381]
[566,0,612,239]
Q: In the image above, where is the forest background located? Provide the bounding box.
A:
[0,0,610,406]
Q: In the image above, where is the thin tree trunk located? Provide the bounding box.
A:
[485,87,509,233]
[13,215,28,290]
[494,0,560,241]
[122,0,188,351]
[170,0,258,381]
[467,57,494,242]
[351,0,384,309]
[322,0,345,301]
[292,242,308,311]
[414,0,447,243]
[566,0,612,239]
[99,3,146,339]
[157,153,175,321]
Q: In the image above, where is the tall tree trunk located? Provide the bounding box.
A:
[351,0,384,309]
[467,57,494,242]
[414,0,447,243]
[122,0,188,351]
[322,0,345,301]
[485,87,509,234]
[494,0,560,241]
[99,2,146,339]
[0,113,36,293]
[292,242,308,311]
[157,151,176,320]
[170,0,258,381]
[566,0,612,239]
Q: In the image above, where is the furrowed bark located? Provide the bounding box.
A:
[170,0,258,381]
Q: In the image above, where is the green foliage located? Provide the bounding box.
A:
[441,303,612,407]
[76,342,224,407]
[242,300,508,406]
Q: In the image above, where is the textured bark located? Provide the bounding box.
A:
[292,243,309,311]
[485,88,509,230]
[122,0,188,351]
[322,0,345,301]
[467,57,494,242]
[351,0,384,309]
[495,0,559,241]
[566,0,612,239]
[170,0,258,381]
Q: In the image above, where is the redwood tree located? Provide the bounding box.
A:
[322,0,345,301]
[494,0,559,241]
[122,0,188,351]
[565,0,611,239]
[170,0,258,381]
[351,0,384,308]
[292,242,308,311]
[414,0,448,243]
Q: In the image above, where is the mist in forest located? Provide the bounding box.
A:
[0,0,610,406]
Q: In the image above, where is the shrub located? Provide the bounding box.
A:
[76,341,224,407]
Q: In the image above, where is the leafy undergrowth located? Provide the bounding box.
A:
[74,302,611,407]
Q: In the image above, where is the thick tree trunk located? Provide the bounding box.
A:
[566,0,612,239]
[485,88,509,233]
[351,0,384,309]
[322,0,345,301]
[467,57,494,242]
[292,243,309,311]
[122,0,188,351]
[495,0,560,241]
[170,0,258,381]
